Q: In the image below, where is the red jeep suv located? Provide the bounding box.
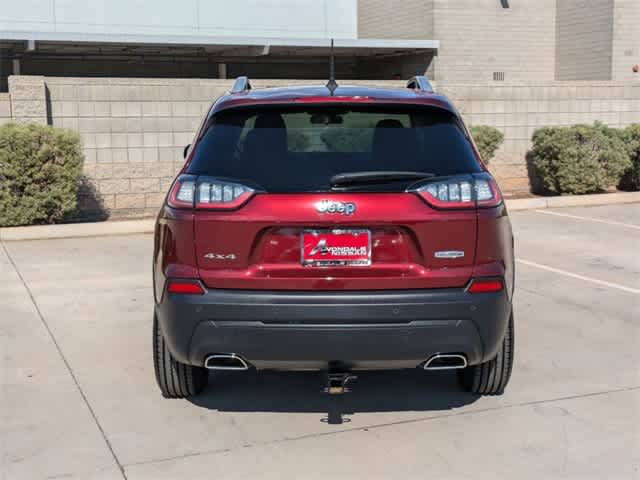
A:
[153,76,515,399]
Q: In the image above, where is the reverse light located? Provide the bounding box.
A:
[167,175,255,210]
[167,280,205,295]
[467,278,503,294]
[411,174,502,209]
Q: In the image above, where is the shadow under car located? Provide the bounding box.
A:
[189,369,480,425]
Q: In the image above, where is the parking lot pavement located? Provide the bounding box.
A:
[1,204,638,480]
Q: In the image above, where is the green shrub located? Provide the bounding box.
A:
[619,124,640,191]
[528,123,631,195]
[469,125,504,165]
[0,123,83,226]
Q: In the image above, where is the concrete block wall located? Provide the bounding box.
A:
[3,75,640,219]
[7,76,47,124]
[440,82,640,192]
[555,0,614,81]
[0,93,11,124]
[44,77,227,218]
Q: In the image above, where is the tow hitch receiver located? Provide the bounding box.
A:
[324,365,357,395]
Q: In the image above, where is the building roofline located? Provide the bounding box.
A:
[0,30,439,51]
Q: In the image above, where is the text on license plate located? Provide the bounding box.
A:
[301,229,371,266]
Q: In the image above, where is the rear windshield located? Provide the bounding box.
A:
[187,106,481,192]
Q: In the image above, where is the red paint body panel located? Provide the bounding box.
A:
[174,193,478,290]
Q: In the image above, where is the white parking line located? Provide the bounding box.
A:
[516,258,640,295]
[534,209,640,230]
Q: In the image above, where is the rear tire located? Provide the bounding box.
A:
[153,314,208,398]
[458,310,514,395]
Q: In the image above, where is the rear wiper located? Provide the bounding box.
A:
[330,171,435,188]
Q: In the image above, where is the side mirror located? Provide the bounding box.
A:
[183,144,190,159]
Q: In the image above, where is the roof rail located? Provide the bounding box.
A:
[230,76,252,94]
[406,75,434,93]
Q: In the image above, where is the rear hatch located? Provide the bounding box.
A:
[172,104,500,290]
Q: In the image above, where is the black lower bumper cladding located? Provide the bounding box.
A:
[156,286,511,369]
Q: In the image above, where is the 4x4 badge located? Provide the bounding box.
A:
[315,200,356,215]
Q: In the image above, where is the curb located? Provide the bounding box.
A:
[505,191,640,211]
[1,192,638,241]
[0,219,154,242]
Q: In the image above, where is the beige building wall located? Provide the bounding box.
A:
[358,0,556,83]
[432,0,556,82]
[358,0,434,39]
[611,0,640,81]
[555,0,614,81]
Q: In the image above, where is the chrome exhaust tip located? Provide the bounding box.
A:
[423,354,468,370]
[204,354,249,371]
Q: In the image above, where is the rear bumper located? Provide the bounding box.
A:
[155,285,512,369]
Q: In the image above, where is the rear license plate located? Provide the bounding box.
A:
[301,229,371,266]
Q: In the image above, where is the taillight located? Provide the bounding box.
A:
[166,280,205,295]
[410,174,502,209]
[414,177,475,209]
[474,175,503,208]
[195,177,255,210]
[166,174,256,210]
[467,278,503,294]
[167,174,197,209]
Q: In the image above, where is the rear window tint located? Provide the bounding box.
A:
[187,106,481,192]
